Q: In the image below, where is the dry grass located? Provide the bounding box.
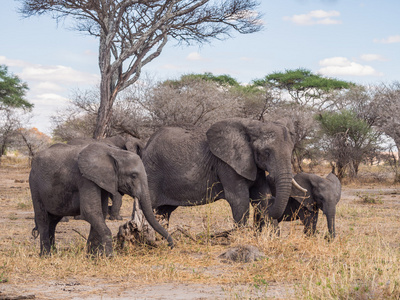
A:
[1,157,400,299]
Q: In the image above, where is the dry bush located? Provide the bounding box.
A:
[1,162,400,299]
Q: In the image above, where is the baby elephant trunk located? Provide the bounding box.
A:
[136,185,174,248]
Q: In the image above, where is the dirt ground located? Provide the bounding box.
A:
[1,160,400,299]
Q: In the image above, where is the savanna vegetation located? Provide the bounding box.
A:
[1,1,400,297]
[1,67,400,298]
[1,156,400,299]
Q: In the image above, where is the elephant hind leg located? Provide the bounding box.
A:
[152,205,177,227]
[48,214,63,250]
[31,192,52,256]
[109,193,123,220]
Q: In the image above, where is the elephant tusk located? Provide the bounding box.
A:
[292,178,307,194]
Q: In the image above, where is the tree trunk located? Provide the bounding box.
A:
[94,28,113,140]
[116,198,157,248]
[93,77,115,139]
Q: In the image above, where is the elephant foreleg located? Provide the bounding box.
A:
[217,165,253,226]
[80,182,113,257]
[301,209,318,236]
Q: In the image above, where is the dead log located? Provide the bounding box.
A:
[116,198,157,248]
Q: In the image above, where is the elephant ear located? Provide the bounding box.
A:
[206,119,257,181]
[327,172,341,203]
[290,173,315,211]
[78,144,118,195]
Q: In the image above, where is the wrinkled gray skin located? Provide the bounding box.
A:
[142,118,296,228]
[68,135,144,220]
[265,172,341,238]
[29,143,173,256]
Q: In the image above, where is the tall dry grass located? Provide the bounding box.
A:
[1,157,400,299]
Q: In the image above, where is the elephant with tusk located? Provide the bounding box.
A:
[138,118,307,231]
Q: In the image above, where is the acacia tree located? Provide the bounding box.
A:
[20,0,263,139]
[0,65,33,157]
[253,68,353,111]
[251,68,354,171]
[0,65,31,110]
[316,110,380,180]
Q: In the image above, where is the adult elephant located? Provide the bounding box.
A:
[141,118,304,229]
[265,172,341,238]
[68,135,144,220]
[29,143,173,256]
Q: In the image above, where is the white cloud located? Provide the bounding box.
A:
[373,35,400,44]
[0,56,32,68]
[31,93,70,106]
[283,10,341,26]
[186,52,203,61]
[0,56,99,85]
[19,65,99,85]
[34,81,65,93]
[360,54,387,62]
[318,57,383,76]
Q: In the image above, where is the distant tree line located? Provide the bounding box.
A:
[50,68,400,181]
[2,62,400,181]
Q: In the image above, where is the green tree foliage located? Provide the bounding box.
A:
[0,65,32,110]
[253,68,353,110]
[180,72,240,87]
[316,110,380,179]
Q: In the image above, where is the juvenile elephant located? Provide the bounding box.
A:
[29,143,173,256]
[265,172,341,238]
[141,118,305,229]
[68,135,144,220]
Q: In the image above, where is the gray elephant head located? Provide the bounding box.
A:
[78,144,144,198]
[104,135,144,157]
[78,144,173,245]
[206,118,296,219]
[290,173,341,212]
[290,172,341,237]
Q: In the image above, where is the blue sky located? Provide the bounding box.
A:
[1,0,399,134]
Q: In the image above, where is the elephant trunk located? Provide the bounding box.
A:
[325,207,336,239]
[137,184,174,248]
[268,172,293,219]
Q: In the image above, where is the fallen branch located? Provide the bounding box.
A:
[72,229,87,241]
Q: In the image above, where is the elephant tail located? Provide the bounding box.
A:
[32,219,39,239]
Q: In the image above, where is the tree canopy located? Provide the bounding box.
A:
[253,68,353,110]
[19,0,263,138]
[0,65,32,110]
[316,110,380,179]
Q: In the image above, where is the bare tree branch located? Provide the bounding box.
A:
[19,0,263,138]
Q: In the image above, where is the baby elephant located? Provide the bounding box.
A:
[266,172,341,238]
[29,143,173,256]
